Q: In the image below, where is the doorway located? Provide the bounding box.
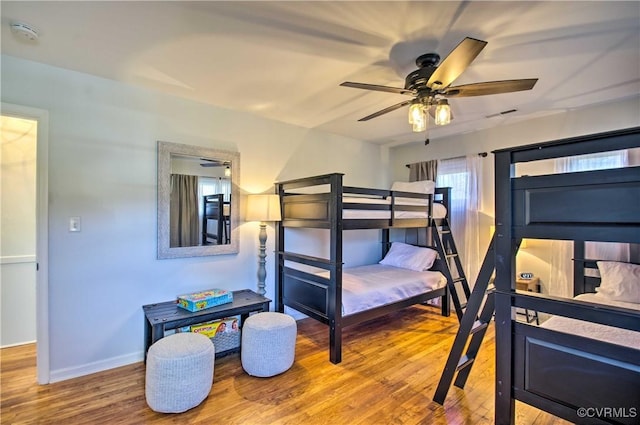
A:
[0,104,49,384]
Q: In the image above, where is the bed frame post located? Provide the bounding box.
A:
[440,286,450,317]
[382,228,390,258]
[494,150,516,425]
[573,241,585,297]
[329,173,343,364]
[275,182,285,313]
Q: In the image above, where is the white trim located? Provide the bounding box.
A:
[2,103,50,384]
[0,255,36,264]
[49,351,144,383]
[1,340,37,349]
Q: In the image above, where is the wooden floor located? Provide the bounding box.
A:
[1,306,570,424]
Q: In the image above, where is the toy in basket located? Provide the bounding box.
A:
[190,317,240,354]
[177,288,233,312]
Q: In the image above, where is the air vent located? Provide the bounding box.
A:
[486,109,517,119]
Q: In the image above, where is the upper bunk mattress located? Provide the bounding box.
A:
[541,293,640,349]
[318,264,446,316]
[342,196,447,219]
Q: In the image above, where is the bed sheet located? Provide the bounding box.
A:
[318,264,446,316]
[541,293,640,349]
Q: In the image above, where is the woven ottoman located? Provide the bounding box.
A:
[145,332,215,413]
[241,312,297,377]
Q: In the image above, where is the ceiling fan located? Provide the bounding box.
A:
[341,37,538,132]
[200,158,232,176]
[199,158,230,168]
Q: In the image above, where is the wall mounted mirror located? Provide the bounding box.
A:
[157,141,239,259]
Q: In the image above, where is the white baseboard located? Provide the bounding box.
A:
[1,339,36,349]
[49,351,144,383]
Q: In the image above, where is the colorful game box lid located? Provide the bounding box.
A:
[177,288,233,312]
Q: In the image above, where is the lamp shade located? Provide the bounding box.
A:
[435,99,451,126]
[408,103,427,132]
[246,194,282,222]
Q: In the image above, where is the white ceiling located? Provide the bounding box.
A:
[2,1,639,146]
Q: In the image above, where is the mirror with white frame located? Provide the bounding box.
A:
[157,141,239,259]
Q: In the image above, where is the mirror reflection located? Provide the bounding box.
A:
[169,154,231,247]
[158,141,239,259]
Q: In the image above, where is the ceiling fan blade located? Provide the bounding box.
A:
[200,158,227,167]
[443,79,538,97]
[358,100,413,121]
[427,37,487,89]
[341,81,414,96]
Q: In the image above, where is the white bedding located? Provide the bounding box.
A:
[318,264,446,316]
[342,196,447,219]
[541,293,640,349]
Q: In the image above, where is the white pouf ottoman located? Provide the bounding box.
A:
[145,332,215,413]
[241,312,297,377]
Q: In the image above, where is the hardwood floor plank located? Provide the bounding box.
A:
[1,306,571,424]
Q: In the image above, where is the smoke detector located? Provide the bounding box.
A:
[10,22,39,41]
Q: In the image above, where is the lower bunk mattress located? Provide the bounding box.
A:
[318,264,446,316]
[541,293,640,349]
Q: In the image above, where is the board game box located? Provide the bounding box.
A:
[177,288,233,312]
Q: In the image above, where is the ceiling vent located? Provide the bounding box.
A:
[486,109,517,119]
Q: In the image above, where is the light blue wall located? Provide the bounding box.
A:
[1,55,388,381]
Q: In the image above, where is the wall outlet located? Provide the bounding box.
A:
[69,216,81,232]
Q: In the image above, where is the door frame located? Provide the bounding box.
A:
[2,103,50,384]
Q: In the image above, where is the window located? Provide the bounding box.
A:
[563,150,627,173]
[199,177,231,202]
[436,155,482,284]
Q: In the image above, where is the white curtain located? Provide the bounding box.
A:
[198,177,231,202]
[549,150,630,297]
[436,155,482,286]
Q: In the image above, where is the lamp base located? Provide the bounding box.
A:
[257,223,267,296]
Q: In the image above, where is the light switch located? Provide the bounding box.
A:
[69,216,81,232]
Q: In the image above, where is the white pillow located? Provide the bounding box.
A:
[390,181,435,205]
[595,261,640,303]
[379,242,437,271]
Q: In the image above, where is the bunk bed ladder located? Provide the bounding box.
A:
[433,235,522,405]
[431,218,471,321]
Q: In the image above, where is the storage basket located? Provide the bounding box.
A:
[211,330,241,354]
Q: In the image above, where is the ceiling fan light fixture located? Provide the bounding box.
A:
[408,103,427,132]
[435,99,451,126]
[408,103,421,124]
[412,120,427,133]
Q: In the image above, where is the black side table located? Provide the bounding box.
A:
[143,289,270,358]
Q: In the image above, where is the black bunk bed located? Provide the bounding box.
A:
[493,127,640,424]
[274,173,464,364]
[202,193,230,245]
